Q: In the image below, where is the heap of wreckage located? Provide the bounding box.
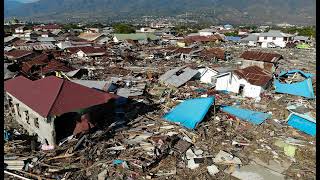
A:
[3,25,316,180]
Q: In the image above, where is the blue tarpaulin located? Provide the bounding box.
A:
[220,106,271,125]
[274,70,315,99]
[163,97,214,129]
[225,36,241,42]
[287,113,316,136]
[278,70,314,78]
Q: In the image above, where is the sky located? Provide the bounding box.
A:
[13,0,39,3]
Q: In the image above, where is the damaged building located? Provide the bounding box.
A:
[239,50,283,73]
[4,76,118,146]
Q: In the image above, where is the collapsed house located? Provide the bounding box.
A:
[4,76,118,146]
[239,51,283,73]
[215,66,272,99]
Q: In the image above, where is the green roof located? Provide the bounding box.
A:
[296,43,310,49]
[114,33,159,41]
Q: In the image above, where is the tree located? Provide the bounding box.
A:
[224,32,238,36]
[113,23,135,34]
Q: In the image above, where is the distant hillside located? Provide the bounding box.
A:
[4,0,316,25]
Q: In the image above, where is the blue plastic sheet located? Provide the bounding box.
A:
[274,70,315,99]
[225,36,241,42]
[287,113,316,136]
[163,97,214,129]
[221,106,271,125]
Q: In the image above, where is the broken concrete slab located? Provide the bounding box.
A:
[213,150,242,165]
[230,163,285,180]
[207,165,219,176]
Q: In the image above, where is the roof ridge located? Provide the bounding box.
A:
[47,78,65,117]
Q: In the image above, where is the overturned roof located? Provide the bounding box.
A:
[234,66,272,87]
[5,76,117,117]
[240,51,283,63]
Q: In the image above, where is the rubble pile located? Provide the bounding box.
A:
[4,25,316,179]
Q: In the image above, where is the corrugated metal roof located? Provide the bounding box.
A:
[4,50,33,59]
[4,76,117,117]
[240,51,283,63]
[159,66,199,87]
[200,48,225,60]
[234,66,272,87]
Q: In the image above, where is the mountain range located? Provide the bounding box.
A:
[5,0,316,25]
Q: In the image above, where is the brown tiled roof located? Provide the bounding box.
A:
[4,50,33,59]
[200,48,225,60]
[240,51,283,63]
[4,76,117,117]
[234,66,272,86]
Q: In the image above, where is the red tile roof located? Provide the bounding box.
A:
[240,51,283,63]
[234,66,272,86]
[5,76,117,117]
[4,50,33,59]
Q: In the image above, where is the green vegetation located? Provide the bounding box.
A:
[63,24,79,30]
[113,23,135,34]
[281,26,315,38]
[224,32,238,36]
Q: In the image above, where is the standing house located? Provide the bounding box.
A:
[74,46,106,58]
[257,30,294,48]
[239,51,283,73]
[4,76,117,145]
[215,66,272,99]
[198,29,215,36]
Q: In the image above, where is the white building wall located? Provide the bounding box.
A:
[215,73,263,98]
[199,32,213,36]
[198,68,219,84]
[215,73,241,93]
[258,36,286,48]
[7,93,56,145]
[243,84,262,98]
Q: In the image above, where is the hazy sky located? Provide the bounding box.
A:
[15,0,39,3]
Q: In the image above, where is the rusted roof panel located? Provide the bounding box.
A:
[240,51,283,63]
[234,66,272,87]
